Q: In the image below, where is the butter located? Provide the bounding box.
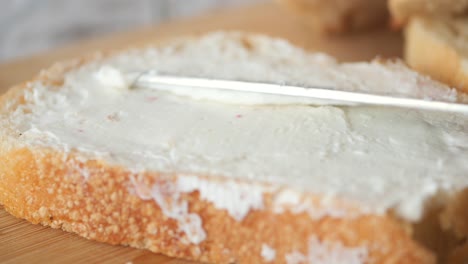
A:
[94,65,130,91]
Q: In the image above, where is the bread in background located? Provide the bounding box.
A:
[276,0,388,33]
[389,0,468,25]
[404,16,468,93]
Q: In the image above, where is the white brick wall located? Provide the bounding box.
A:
[0,0,260,61]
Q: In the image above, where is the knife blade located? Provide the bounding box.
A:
[130,71,468,114]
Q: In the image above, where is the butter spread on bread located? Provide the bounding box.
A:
[1,33,467,263]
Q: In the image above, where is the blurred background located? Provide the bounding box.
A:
[0,0,262,62]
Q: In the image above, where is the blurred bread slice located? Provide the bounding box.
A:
[389,0,468,25]
[276,0,388,33]
[405,16,468,93]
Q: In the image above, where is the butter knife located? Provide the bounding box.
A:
[130,71,468,114]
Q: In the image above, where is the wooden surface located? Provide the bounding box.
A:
[0,3,403,263]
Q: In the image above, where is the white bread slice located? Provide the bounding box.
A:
[389,0,468,25]
[1,32,467,263]
[405,16,468,94]
[276,0,388,33]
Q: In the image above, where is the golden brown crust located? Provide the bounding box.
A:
[276,0,388,34]
[441,189,468,238]
[447,242,468,264]
[0,148,435,263]
[404,17,468,94]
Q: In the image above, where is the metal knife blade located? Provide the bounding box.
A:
[131,72,468,114]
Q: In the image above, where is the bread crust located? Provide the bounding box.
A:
[405,17,468,94]
[0,147,435,263]
[0,34,442,263]
[276,0,388,34]
[389,0,468,25]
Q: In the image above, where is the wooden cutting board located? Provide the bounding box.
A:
[0,3,403,263]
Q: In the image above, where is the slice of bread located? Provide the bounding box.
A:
[405,16,468,94]
[389,0,468,25]
[1,32,467,263]
[276,0,388,33]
